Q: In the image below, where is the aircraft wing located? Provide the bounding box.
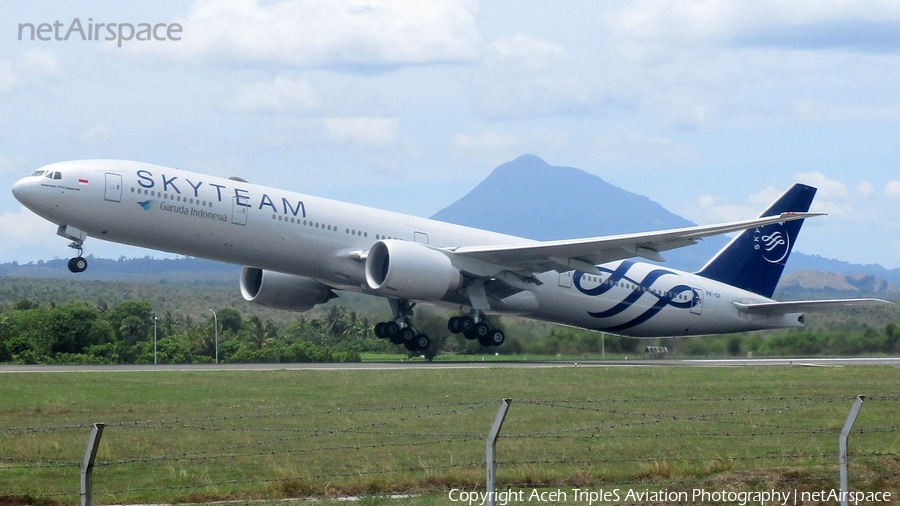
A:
[733,298,894,315]
[447,212,821,278]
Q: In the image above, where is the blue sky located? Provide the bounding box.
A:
[2,1,900,268]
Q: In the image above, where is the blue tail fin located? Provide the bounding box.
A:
[696,183,817,298]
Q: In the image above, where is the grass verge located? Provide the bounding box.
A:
[0,365,898,504]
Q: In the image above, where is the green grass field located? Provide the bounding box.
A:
[1,365,898,505]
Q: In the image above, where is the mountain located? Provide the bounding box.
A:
[430,154,727,270]
[431,154,900,287]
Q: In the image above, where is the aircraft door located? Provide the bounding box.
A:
[414,232,428,244]
[690,288,703,315]
[558,270,573,288]
[232,197,248,225]
[104,173,122,202]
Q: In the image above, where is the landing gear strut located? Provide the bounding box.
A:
[373,299,431,352]
[447,311,505,347]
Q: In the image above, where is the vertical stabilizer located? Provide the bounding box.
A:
[696,184,817,298]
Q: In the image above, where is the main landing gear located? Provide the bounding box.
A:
[447,311,505,347]
[373,297,507,354]
[373,299,431,352]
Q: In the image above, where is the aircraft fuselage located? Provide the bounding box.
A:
[12,159,805,339]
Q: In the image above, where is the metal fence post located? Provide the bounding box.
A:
[81,423,105,506]
[839,395,864,506]
[486,398,512,506]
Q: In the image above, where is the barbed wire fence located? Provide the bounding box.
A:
[1,396,898,504]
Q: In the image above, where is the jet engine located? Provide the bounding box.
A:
[365,240,462,300]
[240,267,336,311]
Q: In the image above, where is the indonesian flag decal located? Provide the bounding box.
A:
[78,178,89,185]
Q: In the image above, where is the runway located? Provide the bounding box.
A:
[1,356,898,373]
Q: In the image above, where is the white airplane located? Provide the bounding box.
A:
[11,159,890,351]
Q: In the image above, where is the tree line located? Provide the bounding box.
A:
[0,300,371,365]
[1,297,898,365]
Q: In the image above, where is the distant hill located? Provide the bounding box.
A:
[430,154,726,270]
[0,256,238,285]
[779,270,900,295]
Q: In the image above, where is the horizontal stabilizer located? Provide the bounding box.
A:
[733,298,893,315]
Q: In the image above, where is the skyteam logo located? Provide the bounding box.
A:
[138,200,155,210]
[574,261,696,332]
[754,224,790,264]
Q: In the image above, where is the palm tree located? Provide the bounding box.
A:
[245,314,277,349]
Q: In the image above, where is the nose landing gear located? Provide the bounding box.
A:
[58,225,88,273]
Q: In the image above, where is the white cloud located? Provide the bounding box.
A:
[856,181,875,197]
[794,171,848,199]
[884,180,900,198]
[0,155,22,176]
[123,0,481,70]
[453,131,520,151]
[80,124,113,145]
[601,1,900,51]
[682,185,795,224]
[221,76,319,114]
[18,48,63,79]
[0,207,60,262]
[792,100,900,123]
[324,117,399,148]
[475,32,596,119]
[0,49,62,94]
[0,60,24,94]
[594,128,693,165]
[488,33,571,70]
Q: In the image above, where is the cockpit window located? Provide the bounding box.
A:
[30,170,47,177]
[52,171,62,179]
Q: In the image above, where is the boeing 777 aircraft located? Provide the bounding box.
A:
[11,160,889,351]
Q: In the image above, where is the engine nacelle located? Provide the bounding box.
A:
[365,240,462,300]
[240,267,336,311]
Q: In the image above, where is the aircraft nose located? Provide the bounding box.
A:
[11,177,31,204]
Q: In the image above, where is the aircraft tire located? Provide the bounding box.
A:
[414,333,430,351]
[386,322,404,344]
[447,316,463,334]
[488,329,505,347]
[474,322,490,338]
[400,327,415,343]
[68,257,87,273]
[374,322,387,339]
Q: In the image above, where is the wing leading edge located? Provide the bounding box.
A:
[447,212,821,278]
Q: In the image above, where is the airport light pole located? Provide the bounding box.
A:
[153,314,158,365]
[209,308,218,364]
